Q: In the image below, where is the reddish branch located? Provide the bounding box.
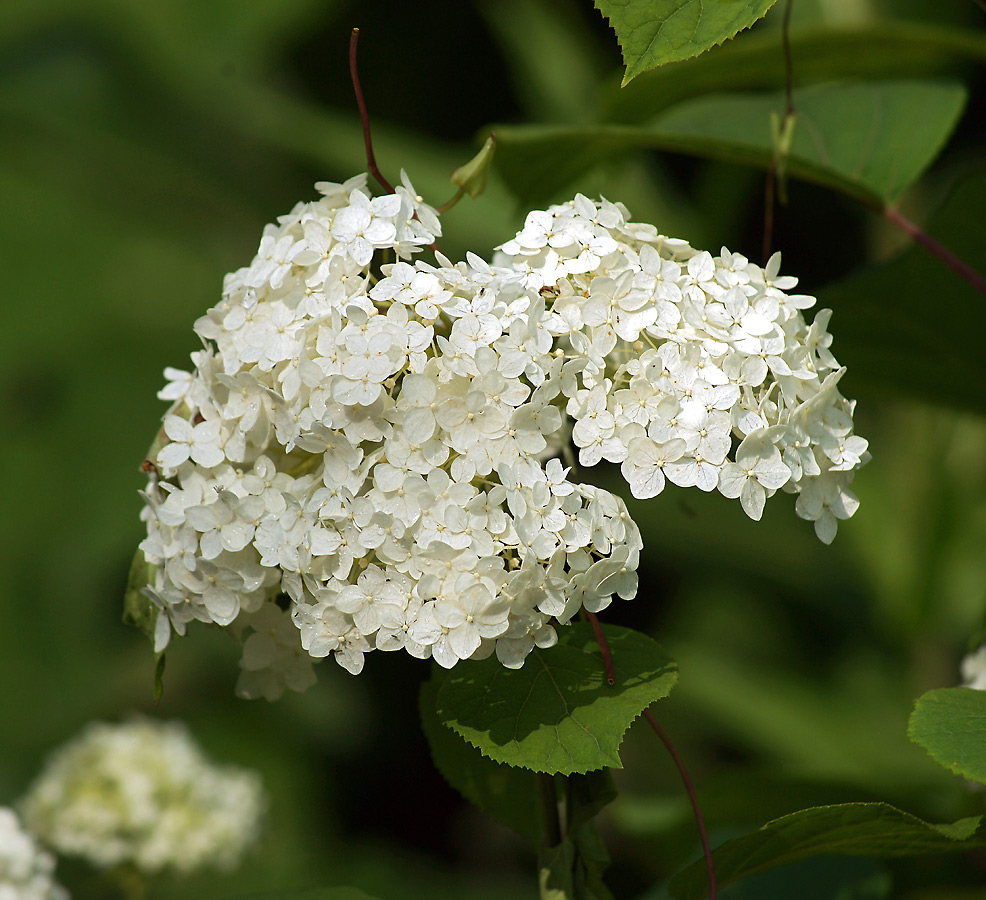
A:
[643,711,717,900]
[884,205,986,297]
[350,28,394,194]
[587,613,717,899]
[585,611,616,685]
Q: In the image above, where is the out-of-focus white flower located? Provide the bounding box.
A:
[19,719,264,875]
[962,644,986,690]
[136,176,866,693]
[0,807,68,900]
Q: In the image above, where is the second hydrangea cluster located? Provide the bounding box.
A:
[19,719,264,875]
[138,173,867,697]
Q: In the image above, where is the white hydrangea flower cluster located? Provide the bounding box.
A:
[497,198,868,537]
[19,719,264,875]
[0,808,68,900]
[137,173,866,693]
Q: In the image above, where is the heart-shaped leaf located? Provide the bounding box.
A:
[909,687,986,786]
[594,0,778,84]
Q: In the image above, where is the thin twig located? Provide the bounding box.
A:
[585,610,616,685]
[884,206,986,297]
[643,710,717,900]
[349,28,393,194]
[437,185,466,215]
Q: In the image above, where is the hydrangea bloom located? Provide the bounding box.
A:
[0,807,68,900]
[137,173,867,693]
[19,719,264,875]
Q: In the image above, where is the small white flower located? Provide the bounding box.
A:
[158,414,225,470]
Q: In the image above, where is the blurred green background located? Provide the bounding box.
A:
[3,0,986,897]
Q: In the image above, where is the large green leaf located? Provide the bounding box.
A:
[909,687,986,786]
[436,623,677,775]
[668,803,986,900]
[420,669,543,841]
[689,856,890,900]
[593,0,777,84]
[604,22,986,123]
[494,79,966,206]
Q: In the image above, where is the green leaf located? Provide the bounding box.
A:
[909,688,986,785]
[603,22,986,123]
[648,79,965,204]
[566,770,618,834]
[539,839,577,900]
[538,831,615,900]
[122,548,166,701]
[668,803,986,900]
[122,548,157,641]
[450,134,497,199]
[494,79,966,206]
[593,0,778,84]
[700,856,891,900]
[436,623,677,775]
[420,668,542,842]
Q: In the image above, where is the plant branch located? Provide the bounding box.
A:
[585,610,616,685]
[884,205,986,297]
[539,772,562,847]
[437,185,466,215]
[643,710,717,900]
[349,28,394,194]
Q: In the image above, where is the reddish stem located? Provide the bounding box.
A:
[585,610,616,685]
[643,710,717,900]
[349,28,394,194]
[884,205,986,297]
[585,615,714,895]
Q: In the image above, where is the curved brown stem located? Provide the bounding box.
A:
[643,710,717,900]
[349,28,394,194]
[585,610,616,685]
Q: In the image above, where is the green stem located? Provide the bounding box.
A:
[437,184,466,214]
[540,772,562,847]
